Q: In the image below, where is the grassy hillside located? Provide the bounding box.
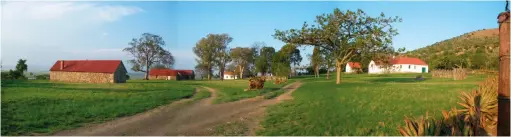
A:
[406,28,499,70]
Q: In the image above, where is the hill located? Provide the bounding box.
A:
[406,28,500,70]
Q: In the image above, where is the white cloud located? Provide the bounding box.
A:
[1,2,143,71]
[2,2,142,23]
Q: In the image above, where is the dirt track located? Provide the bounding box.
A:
[54,81,302,136]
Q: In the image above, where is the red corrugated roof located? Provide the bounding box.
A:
[175,70,194,75]
[49,60,123,73]
[391,57,427,65]
[224,71,235,75]
[149,69,177,76]
[347,62,361,68]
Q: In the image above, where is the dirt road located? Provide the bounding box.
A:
[54,81,302,136]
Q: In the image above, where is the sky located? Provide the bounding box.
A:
[0,1,506,72]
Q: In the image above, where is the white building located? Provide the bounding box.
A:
[223,71,238,80]
[345,62,362,73]
[368,57,429,74]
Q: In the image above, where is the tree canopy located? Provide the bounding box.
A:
[255,46,275,75]
[230,47,254,79]
[274,8,401,84]
[193,33,232,80]
[123,33,174,80]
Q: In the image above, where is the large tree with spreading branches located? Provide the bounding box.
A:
[123,33,174,80]
[274,8,401,84]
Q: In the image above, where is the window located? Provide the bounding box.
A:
[408,65,411,69]
[400,65,402,68]
[414,66,416,69]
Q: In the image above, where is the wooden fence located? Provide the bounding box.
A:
[432,68,467,80]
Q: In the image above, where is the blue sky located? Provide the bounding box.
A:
[1,1,505,72]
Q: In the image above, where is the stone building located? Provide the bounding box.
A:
[149,69,194,80]
[49,60,128,83]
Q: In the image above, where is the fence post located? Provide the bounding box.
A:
[498,11,510,136]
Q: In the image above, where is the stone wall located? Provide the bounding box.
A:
[149,75,177,80]
[113,64,127,83]
[50,71,115,83]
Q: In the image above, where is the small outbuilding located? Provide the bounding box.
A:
[345,62,362,73]
[149,69,195,80]
[149,69,177,80]
[368,56,429,74]
[49,60,128,83]
[224,71,238,80]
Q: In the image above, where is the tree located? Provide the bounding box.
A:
[320,47,335,79]
[123,33,174,80]
[230,47,253,79]
[249,42,264,76]
[151,64,168,69]
[217,49,231,80]
[274,8,401,84]
[212,34,233,81]
[255,46,275,75]
[310,46,322,78]
[15,59,27,73]
[193,33,231,80]
[195,61,208,80]
[271,49,291,78]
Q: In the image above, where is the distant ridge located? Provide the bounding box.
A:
[406,28,499,70]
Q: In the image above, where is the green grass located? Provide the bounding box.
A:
[185,79,296,103]
[257,73,491,136]
[192,87,212,101]
[1,80,195,136]
[1,77,297,135]
[212,121,248,136]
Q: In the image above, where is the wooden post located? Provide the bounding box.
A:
[498,11,510,136]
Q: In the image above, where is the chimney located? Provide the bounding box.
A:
[60,60,64,70]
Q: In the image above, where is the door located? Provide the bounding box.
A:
[422,67,426,73]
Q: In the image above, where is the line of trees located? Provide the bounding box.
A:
[192,33,303,80]
[1,59,28,80]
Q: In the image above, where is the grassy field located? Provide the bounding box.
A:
[1,80,195,135]
[0,78,295,135]
[185,79,296,103]
[257,73,491,136]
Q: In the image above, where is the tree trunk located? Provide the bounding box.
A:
[220,63,225,81]
[239,65,244,79]
[336,60,341,84]
[207,64,212,80]
[315,65,319,78]
[145,62,150,80]
[326,65,331,80]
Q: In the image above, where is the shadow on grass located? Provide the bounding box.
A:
[369,77,430,83]
[1,80,67,88]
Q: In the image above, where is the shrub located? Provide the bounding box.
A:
[35,74,50,80]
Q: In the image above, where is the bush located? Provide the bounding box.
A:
[35,74,50,80]
[1,70,26,80]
